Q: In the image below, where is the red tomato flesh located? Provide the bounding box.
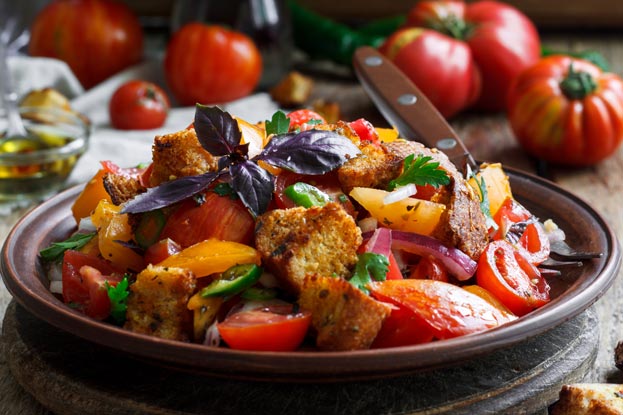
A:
[476,240,550,316]
[369,279,515,340]
[217,305,311,351]
[371,303,434,348]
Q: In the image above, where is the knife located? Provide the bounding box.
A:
[352,46,478,176]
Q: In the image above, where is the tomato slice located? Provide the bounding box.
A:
[409,255,449,282]
[517,222,550,265]
[143,238,181,265]
[371,303,434,348]
[348,118,379,144]
[492,197,532,239]
[62,250,124,319]
[217,305,311,351]
[160,192,255,248]
[369,279,515,339]
[476,240,550,316]
[287,109,326,131]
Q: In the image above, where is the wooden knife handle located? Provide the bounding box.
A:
[352,46,476,172]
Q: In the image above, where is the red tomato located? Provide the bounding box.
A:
[29,0,143,89]
[382,0,540,117]
[348,118,379,143]
[160,192,255,248]
[493,197,532,233]
[164,23,262,105]
[369,279,515,339]
[371,303,434,348]
[287,109,326,131]
[409,255,449,282]
[217,305,311,351]
[62,250,123,319]
[144,238,181,265]
[518,222,550,265]
[507,55,623,166]
[109,80,170,130]
[273,170,355,215]
[477,240,550,316]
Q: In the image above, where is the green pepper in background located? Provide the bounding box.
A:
[541,46,610,72]
[284,182,331,208]
[288,0,405,66]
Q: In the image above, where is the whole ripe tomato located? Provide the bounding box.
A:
[164,23,262,105]
[109,80,170,130]
[507,55,623,166]
[381,0,540,117]
[29,0,143,89]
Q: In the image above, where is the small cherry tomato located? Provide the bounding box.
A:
[287,109,326,130]
[409,255,449,282]
[217,304,311,351]
[109,80,170,130]
[349,118,379,143]
[476,240,550,316]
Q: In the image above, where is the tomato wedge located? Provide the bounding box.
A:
[371,303,434,348]
[476,240,550,316]
[369,279,515,340]
[517,222,550,265]
[217,305,311,351]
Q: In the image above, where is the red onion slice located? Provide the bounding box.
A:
[391,230,477,281]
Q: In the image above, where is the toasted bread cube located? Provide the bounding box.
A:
[102,172,145,205]
[550,383,623,415]
[124,265,196,341]
[269,71,314,107]
[149,128,217,186]
[255,202,362,294]
[338,143,402,194]
[299,275,391,351]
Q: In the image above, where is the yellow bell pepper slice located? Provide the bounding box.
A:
[349,187,445,236]
[72,168,112,223]
[468,163,512,217]
[157,239,261,278]
[188,293,224,341]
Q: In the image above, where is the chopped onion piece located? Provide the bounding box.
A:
[391,230,477,281]
[543,219,566,243]
[49,280,63,294]
[364,227,392,257]
[48,262,63,281]
[357,216,378,233]
[204,320,221,347]
[78,217,97,233]
[259,271,280,288]
[383,183,417,205]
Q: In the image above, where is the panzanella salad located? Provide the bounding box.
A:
[40,105,561,351]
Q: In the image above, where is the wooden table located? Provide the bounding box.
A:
[2,32,623,413]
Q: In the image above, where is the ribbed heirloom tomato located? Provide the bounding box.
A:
[381,0,540,117]
[29,0,143,89]
[164,23,262,105]
[507,55,623,166]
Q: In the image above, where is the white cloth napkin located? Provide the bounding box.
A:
[8,56,279,186]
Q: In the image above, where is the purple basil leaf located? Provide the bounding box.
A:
[256,130,361,174]
[194,105,242,156]
[230,161,274,217]
[122,171,222,214]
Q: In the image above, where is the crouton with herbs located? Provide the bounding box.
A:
[254,202,362,294]
[124,265,196,341]
[338,142,403,193]
[299,274,391,351]
[102,172,145,205]
[149,128,218,186]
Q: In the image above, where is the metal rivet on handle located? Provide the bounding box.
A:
[364,56,383,67]
[397,94,417,106]
[436,138,457,150]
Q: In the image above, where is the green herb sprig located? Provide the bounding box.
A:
[388,154,450,191]
[39,232,97,262]
[349,252,389,294]
[106,276,130,325]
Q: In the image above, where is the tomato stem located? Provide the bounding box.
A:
[429,16,472,40]
[560,64,597,99]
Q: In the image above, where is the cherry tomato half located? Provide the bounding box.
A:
[476,240,550,316]
[109,80,170,130]
[217,305,311,351]
[287,109,326,131]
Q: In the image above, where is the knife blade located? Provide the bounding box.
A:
[352,46,478,176]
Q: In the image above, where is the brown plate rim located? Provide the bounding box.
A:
[2,167,621,382]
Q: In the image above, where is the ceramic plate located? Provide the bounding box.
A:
[2,167,620,382]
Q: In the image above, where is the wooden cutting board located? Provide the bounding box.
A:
[2,301,598,415]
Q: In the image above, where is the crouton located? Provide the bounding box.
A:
[124,265,196,341]
[254,202,362,294]
[385,140,488,260]
[269,71,314,107]
[550,384,623,415]
[102,172,145,205]
[149,128,218,187]
[299,274,391,351]
[338,142,403,193]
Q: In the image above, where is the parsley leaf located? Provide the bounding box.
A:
[388,154,450,191]
[305,119,323,126]
[265,111,290,136]
[349,252,389,294]
[39,232,96,262]
[470,171,498,231]
[106,276,130,325]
